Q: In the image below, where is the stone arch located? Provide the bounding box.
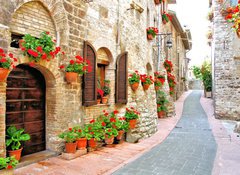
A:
[96,47,113,64]
[8,0,69,46]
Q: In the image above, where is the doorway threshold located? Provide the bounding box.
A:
[17,150,59,168]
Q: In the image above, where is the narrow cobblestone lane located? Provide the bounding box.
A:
[113,91,217,175]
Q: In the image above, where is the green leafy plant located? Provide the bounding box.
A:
[102,85,111,96]
[201,61,212,92]
[0,48,18,69]
[104,128,118,138]
[0,156,18,170]
[140,74,154,85]
[59,55,91,75]
[146,27,158,38]
[192,66,202,79]
[128,71,140,84]
[157,106,168,112]
[124,107,140,121]
[156,90,169,113]
[72,126,86,139]
[84,120,104,141]
[20,31,60,63]
[6,126,31,151]
[162,12,172,24]
[115,117,129,132]
[58,128,78,143]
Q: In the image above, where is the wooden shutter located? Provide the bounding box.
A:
[83,41,97,106]
[115,52,128,104]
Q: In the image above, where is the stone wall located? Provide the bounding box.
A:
[213,0,240,120]
[0,0,166,156]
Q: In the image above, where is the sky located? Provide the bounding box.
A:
[169,0,211,66]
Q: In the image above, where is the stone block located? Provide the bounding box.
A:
[61,149,87,160]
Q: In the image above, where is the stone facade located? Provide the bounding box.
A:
[0,0,189,157]
[213,0,240,120]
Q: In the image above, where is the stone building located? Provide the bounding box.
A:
[0,0,191,160]
[212,0,240,120]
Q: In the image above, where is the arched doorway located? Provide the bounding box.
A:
[6,64,46,156]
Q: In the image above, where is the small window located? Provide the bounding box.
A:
[97,64,106,88]
[11,33,23,48]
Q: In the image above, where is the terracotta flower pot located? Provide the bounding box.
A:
[102,96,108,104]
[77,138,87,149]
[154,0,160,4]
[8,148,23,161]
[105,135,114,145]
[130,82,139,91]
[0,169,14,175]
[157,111,165,118]
[65,72,78,83]
[142,84,150,91]
[116,130,125,140]
[88,138,97,148]
[65,142,77,153]
[0,68,9,82]
[97,99,101,104]
[162,19,167,24]
[155,86,160,91]
[147,34,153,40]
[129,119,137,129]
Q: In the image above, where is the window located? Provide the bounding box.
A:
[11,33,24,48]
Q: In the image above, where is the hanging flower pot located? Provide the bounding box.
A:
[130,82,139,91]
[8,148,23,161]
[157,111,165,118]
[102,96,108,104]
[105,135,114,145]
[116,130,125,140]
[129,119,137,129]
[0,68,9,82]
[65,72,78,83]
[88,138,97,148]
[76,138,87,149]
[65,142,77,153]
[147,34,153,40]
[143,84,150,91]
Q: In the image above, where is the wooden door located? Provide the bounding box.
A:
[6,65,46,156]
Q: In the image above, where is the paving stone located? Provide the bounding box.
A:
[113,91,217,175]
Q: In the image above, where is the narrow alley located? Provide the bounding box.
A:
[113,91,217,175]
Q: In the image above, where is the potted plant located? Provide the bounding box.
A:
[163,59,173,73]
[97,88,104,104]
[128,71,140,91]
[124,107,140,129]
[58,128,78,153]
[104,127,118,145]
[146,27,158,40]
[201,62,212,98]
[19,31,61,64]
[167,73,176,96]
[140,74,154,90]
[162,12,172,24]
[0,48,18,82]
[156,90,169,118]
[73,126,87,150]
[115,116,129,140]
[85,120,104,149]
[0,156,18,175]
[104,79,110,86]
[59,55,91,83]
[6,126,31,161]
[102,84,111,104]
[154,72,165,91]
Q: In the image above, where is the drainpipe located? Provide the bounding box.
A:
[156,5,161,71]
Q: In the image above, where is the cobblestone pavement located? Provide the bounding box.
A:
[113,91,217,175]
